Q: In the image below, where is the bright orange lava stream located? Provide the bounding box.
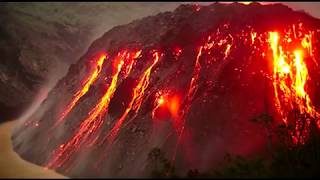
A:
[269,31,320,144]
[46,50,140,169]
[53,54,107,128]
[104,51,161,144]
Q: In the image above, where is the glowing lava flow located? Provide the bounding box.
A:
[178,46,203,127]
[46,50,140,169]
[171,46,203,162]
[269,31,320,144]
[53,54,107,127]
[251,32,257,44]
[152,91,167,119]
[103,51,161,144]
[301,32,318,67]
[122,50,142,79]
[224,44,232,59]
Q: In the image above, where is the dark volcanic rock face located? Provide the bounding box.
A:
[0,4,89,120]
[12,3,320,178]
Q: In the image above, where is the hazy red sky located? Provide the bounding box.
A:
[282,2,320,18]
[194,2,320,19]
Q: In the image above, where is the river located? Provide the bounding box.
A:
[0,120,66,178]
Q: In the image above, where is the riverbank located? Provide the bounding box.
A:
[0,120,67,178]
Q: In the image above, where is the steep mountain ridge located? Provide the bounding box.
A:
[12,2,320,178]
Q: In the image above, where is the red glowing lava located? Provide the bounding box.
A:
[268,26,320,144]
[103,51,161,144]
[53,53,107,128]
[46,50,141,169]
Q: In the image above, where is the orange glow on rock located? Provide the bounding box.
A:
[152,91,181,121]
[168,95,180,120]
[157,97,165,105]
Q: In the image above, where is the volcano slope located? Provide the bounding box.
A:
[12,2,320,178]
[0,2,180,122]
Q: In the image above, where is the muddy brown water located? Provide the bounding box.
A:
[0,120,67,178]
